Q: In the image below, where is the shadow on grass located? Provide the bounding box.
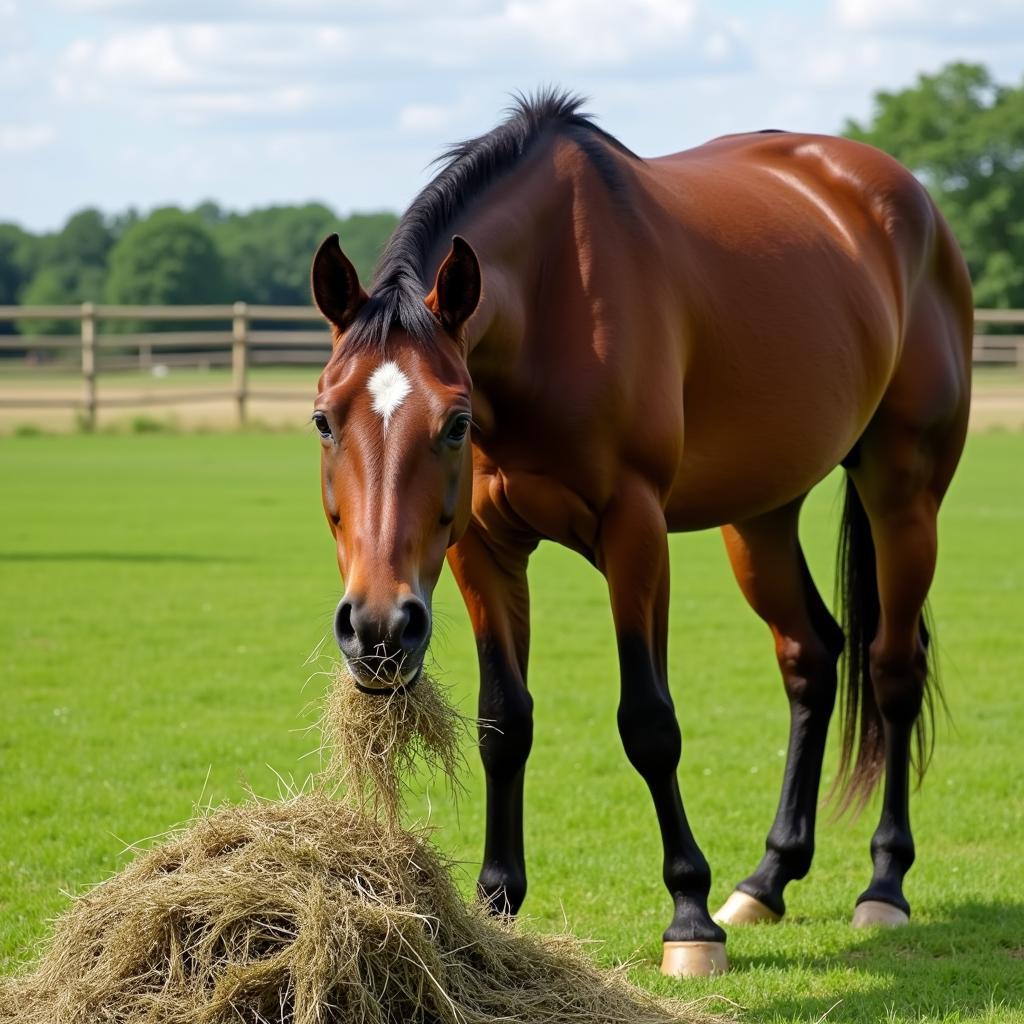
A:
[0,551,243,564]
[738,901,1024,1022]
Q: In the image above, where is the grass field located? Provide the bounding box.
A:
[1,430,1022,1022]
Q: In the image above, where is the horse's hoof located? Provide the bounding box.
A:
[660,940,729,977]
[713,890,781,926]
[851,900,910,928]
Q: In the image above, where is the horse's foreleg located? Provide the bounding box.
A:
[715,504,843,924]
[447,523,536,916]
[599,479,727,977]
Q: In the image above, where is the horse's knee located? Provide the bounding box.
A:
[479,682,534,780]
[617,691,681,780]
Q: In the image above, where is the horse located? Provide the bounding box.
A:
[310,92,972,977]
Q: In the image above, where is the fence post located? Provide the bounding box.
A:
[232,301,248,426]
[81,302,97,431]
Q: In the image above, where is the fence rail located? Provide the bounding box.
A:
[0,302,329,428]
[1,303,1022,429]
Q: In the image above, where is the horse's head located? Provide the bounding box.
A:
[310,233,480,693]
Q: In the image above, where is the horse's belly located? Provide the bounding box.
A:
[664,453,835,530]
[663,381,872,530]
[660,274,899,529]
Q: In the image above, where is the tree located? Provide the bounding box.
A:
[57,208,115,270]
[0,223,37,302]
[212,203,338,306]
[193,200,226,228]
[3,201,400,335]
[845,62,1024,308]
[335,212,400,285]
[209,203,397,305]
[0,224,40,332]
[102,209,229,336]
[105,208,229,308]
[19,209,114,335]
[211,204,397,306]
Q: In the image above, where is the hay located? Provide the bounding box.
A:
[321,666,468,822]
[0,795,715,1024]
[0,669,723,1024]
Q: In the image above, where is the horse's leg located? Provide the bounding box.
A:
[846,432,947,927]
[598,477,728,977]
[447,522,536,915]
[714,500,844,925]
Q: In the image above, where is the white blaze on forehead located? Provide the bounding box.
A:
[367,360,411,431]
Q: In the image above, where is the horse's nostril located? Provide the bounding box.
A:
[334,598,356,651]
[336,594,428,664]
[399,597,430,653]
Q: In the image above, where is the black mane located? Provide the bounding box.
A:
[344,89,637,351]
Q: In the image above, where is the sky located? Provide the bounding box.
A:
[2,0,1023,232]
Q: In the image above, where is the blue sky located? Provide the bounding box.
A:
[2,0,1022,231]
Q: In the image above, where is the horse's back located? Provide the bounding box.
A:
[628,132,971,528]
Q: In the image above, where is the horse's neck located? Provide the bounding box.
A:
[461,144,610,390]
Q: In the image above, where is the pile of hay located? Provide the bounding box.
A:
[0,668,718,1024]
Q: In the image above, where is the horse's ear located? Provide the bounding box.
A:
[311,234,367,339]
[426,235,481,337]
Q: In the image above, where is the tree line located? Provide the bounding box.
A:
[2,62,1022,334]
[0,203,396,334]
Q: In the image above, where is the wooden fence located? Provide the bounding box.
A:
[0,303,1022,429]
[0,303,329,428]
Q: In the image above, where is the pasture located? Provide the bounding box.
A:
[1,430,1022,1023]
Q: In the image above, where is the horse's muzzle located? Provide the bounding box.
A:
[334,594,430,661]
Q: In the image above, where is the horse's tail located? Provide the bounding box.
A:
[831,473,940,814]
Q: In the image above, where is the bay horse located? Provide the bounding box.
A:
[311,92,972,976]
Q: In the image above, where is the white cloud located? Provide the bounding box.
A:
[503,0,700,65]
[0,123,54,153]
[835,0,1024,35]
[52,0,484,19]
[46,1,749,132]
[398,104,457,135]
[64,28,193,90]
[173,85,317,117]
[51,21,354,117]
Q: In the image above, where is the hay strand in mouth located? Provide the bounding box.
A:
[0,795,721,1024]
[321,664,470,821]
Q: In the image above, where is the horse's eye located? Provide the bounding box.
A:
[445,413,471,446]
[312,412,331,438]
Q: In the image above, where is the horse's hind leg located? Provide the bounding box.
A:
[714,499,844,925]
[843,275,969,925]
[598,475,727,976]
[845,418,963,925]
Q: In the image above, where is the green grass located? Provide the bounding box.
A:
[1,431,1022,1022]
